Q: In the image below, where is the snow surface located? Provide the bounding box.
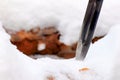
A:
[0,22,101,80]
[1,20,120,80]
[0,0,120,79]
[0,0,120,45]
[38,43,46,51]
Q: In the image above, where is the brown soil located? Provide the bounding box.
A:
[6,27,103,59]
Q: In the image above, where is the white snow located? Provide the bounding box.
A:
[0,20,120,80]
[85,24,120,80]
[0,0,87,46]
[0,23,101,80]
[38,43,46,51]
[0,0,120,79]
[0,0,120,45]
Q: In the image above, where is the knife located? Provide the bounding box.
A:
[75,0,103,60]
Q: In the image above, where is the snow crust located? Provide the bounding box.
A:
[0,0,120,45]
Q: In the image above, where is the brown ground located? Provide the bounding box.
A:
[6,27,103,59]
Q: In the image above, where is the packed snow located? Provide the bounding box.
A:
[1,19,120,80]
[0,0,120,45]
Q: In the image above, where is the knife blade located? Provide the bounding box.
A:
[75,0,103,60]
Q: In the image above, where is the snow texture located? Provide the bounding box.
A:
[0,0,120,45]
[0,0,120,79]
[0,22,101,80]
[1,20,120,80]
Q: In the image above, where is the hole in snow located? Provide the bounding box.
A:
[5,27,104,60]
[5,27,76,59]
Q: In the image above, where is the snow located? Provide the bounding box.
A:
[0,0,120,45]
[0,0,87,46]
[30,54,62,59]
[38,43,46,51]
[0,0,120,79]
[0,22,101,80]
[85,25,120,80]
[1,20,120,80]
